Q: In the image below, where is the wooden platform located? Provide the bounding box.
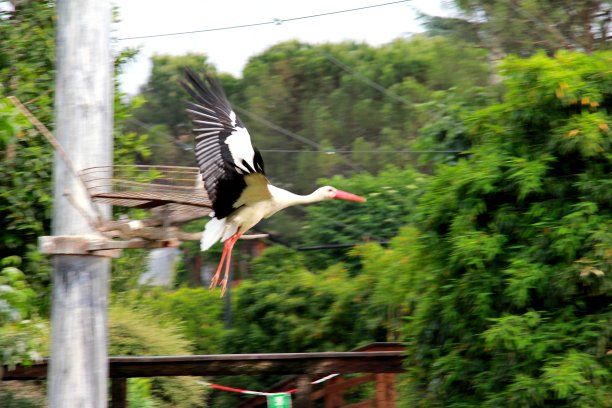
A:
[80,165,212,224]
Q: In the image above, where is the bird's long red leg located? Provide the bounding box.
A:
[220,233,241,297]
[210,240,230,289]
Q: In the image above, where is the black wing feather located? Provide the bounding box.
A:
[181,69,265,219]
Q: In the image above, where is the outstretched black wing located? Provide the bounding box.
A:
[181,69,267,219]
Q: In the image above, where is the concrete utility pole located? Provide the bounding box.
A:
[49,0,113,407]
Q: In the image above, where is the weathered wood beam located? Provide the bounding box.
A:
[2,351,405,380]
[39,232,270,256]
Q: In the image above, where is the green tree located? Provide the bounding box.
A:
[131,54,217,137]
[296,166,428,269]
[240,38,490,191]
[127,53,219,166]
[396,51,611,407]
[425,0,610,56]
[0,1,55,295]
[225,246,378,354]
[0,256,48,376]
[410,86,497,164]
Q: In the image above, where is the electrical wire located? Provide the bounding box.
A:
[144,145,466,154]
[117,0,411,41]
[232,104,365,172]
[260,149,466,154]
[320,52,413,106]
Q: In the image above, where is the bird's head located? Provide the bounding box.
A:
[316,186,367,202]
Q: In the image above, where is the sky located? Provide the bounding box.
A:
[113,0,450,95]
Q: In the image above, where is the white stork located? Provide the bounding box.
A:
[181,69,366,295]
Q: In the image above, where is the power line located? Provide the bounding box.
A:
[232,105,320,150]
[144,145,466,154]
[297,241,389,251]
[232,104,365,172]
[320,52,413,106]
[261,149,465,154]
[117,0,411,40]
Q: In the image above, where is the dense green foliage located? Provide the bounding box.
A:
[239,37,489,189]
[0,386,45,408]
[394,51,611,407]
[0,1,56,311]
[297,166,428,268]
[227,247,369,353]
[0,256,48,376]
[118,287,225,354]
[425,0,611,56]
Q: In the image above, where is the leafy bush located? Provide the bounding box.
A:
[109,304,208,407]
[396,51,611,407]
[0,256,48,374]
[298,166,428,270]
[117,287,225,354]
[0,389,44,408]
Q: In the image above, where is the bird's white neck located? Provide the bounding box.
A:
[268,185,325,210]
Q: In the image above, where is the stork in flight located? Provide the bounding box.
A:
[181,69,366,295]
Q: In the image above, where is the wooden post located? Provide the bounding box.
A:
[48,0,113,407]
[323,376,344,408]
[111,378,128,408]
[375,373,396,408]
[294,375,312,408]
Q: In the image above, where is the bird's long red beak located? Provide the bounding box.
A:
[333,189,367,202]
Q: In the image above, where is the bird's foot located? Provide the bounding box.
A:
[218,233,240,297]
[209,271,221,289]
[210,242,229,289]
[209,259,224,289]
[210,233,241,296]
[220,277,228,297]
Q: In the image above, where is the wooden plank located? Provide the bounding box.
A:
[1,364,47,380]
[109,352,404,377]
[2,351,405,380]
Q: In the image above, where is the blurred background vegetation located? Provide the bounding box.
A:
[1,0,610,407]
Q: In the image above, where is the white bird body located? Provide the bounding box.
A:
[201,182,343,250]
[181,69,365,295]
